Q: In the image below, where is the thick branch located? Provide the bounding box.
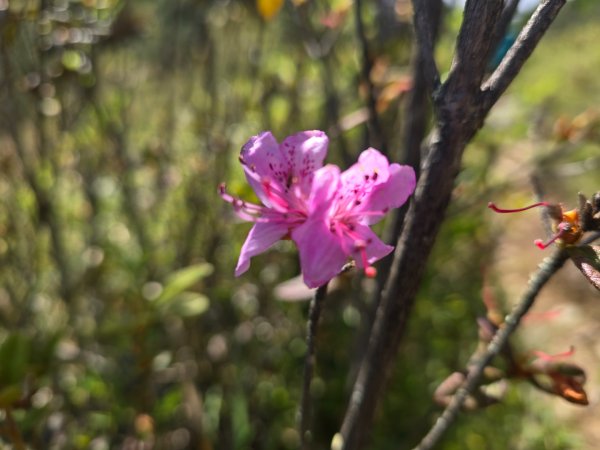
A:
[345,1,444,411]
[338,124,473,450]
[336,1,567,448]
[446,0,504,94]
[483,0,566,111]
[412,248,569,450]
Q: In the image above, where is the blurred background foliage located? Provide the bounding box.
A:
[0,0,599,449]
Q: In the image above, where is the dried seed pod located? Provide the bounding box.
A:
[578,192,600,232]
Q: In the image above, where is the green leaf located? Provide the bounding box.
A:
[232,390,253,448]
[0,333,30,386]
[163,292,210,318]
[153,263,213,305]
[567,245,600,292]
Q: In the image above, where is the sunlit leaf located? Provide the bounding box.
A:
[154,263,213,304]
[257,0,284,21]
[232,390,253,448]
[163,292,210,318]
[567,245,600,291]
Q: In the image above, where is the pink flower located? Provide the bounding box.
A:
[220,130,329,276]
[292,149,416,287]
[221,131,417,288]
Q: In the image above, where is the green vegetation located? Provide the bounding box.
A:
[0,0,598,448]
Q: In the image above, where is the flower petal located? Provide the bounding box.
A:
[341,148,391,188]
[240,131,285,206]
[348,224,394,267]
[308,165,340,216]
[360,163,416,225]
[235,221,290,276]
[280,130,329,195]
[292,218,347,288]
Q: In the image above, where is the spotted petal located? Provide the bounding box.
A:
[280,130,329,196]
[341,148,391,188]
[359,163,416,225]
[240,132,285,207]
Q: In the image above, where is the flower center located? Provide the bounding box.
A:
[330,219,377,278]
[488,201,583,249]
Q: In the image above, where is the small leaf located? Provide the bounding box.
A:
[567,245,600,292]
[163,293,210,318]
[0,333,30,386]
[257,0,284,21]
[154,263,213,305]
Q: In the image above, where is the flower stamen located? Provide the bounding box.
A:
[533,346,575,362]
[220,183,276,222]
[262,178,291,211]
[534,222,571,249]
[352,238,377,278]
[487,201,550,213]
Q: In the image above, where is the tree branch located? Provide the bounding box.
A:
[336,1,567,448]
[354,0,386,154]
[373,0,443,330]
[412,248,569,450]
[411,0,442,94]
[482,0,566,112]
[299,282,329,450]
[491,0,520,50]
[445,0,504,95]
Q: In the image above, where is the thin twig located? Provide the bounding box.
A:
[354,0,386,154]
[404,0,443,166]
[292,3,353,166]
[490,0,521,59]
[411,0,442,93]
[412,248,569,450]
[299,282,329,449]
[582,231,600,246]
[322,57,353,166]
[529,173,553,238]
[482,0,567,112]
